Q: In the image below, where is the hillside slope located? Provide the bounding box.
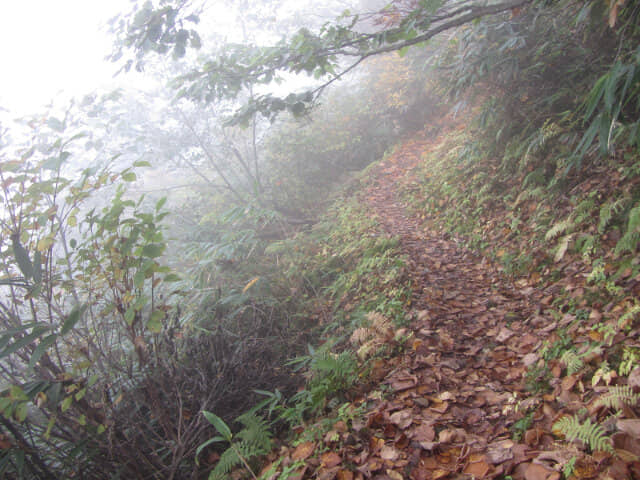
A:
[257,111,640,480]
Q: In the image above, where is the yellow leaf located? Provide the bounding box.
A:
[243,276,260,293]
[37,236,54,252]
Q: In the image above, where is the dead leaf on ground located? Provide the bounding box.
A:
[321,452,343,468]
[486,440,514,464]
[389,409,413,429]
[617,419,640,439]
[292,441,315,461]
[463,454,491,478]
[380,445,400,461]
[524,462,561,480]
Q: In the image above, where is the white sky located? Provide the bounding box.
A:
[0,0,131,115]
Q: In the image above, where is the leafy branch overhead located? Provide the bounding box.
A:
[111,0,532,122]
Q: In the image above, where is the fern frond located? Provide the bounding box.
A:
[595,385,640,411]
[560,351,584,375]
[598,198,627,234]
[368,312,392,336]
[619,303,640,329]
[553,415,613,453]
[616,204,640,253]
[209,446,242,480]
[514,187,545,206]
[546,218,574,241]
[350,327,374,345]
[573,194,597,224]
[236,413,272,453]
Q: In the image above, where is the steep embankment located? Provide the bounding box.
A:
[262,115,640,479]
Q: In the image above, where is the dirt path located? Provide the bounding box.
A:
[350,135,563,479]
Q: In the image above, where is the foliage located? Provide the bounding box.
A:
[111,0,532,122]
[595,385,640,411]
[282,343,358,426]
[197,411,272,480]
[0,113,294,478]
[553,415,613,453]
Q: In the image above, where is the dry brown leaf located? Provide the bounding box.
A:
[411,423,435,442]
[317,466,340,480]
[337,470,354,480]
[380,445,400,461]
[486,441,514,464]
[389,409,413,429]
[386,469,403,480]
[292,441,315,461]
[524,462,560,480]
[387,371,418,391]
[496,327,515,342]
[464,456,491,478]
[321,452,342,468]
[617,419,640,439]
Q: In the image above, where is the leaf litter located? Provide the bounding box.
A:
[266,124,640,479]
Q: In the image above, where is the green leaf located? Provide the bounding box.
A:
[163,273,181,282]
[41,151,71,171]
[122,171,137,182]
[47,117,65,132]
[28,334,58,371]
[134,269,146,288]
[61,305,84,336]
[33,251,42,284]
[147,310,164,333]
[11,235,34,280]
[88,375,99,388]
[15,402,28,422]
[142,243,165,258]
[0,326,50,359]
[125,308,136,326]
[44,416,56,440]
[203,411,232,441]
[133,160,151,167]
[155,197,167,211]
[195,436,226,465]
[75,388,87,401]
[61,396,73,412]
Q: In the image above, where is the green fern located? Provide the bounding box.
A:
[616,203,640,254]
[595,385,640,411]
[236,412,272,452]
[598,198,627,234]
[619,303,640,330]
[560,350,584,375]
[199,412,272,480]
[553,415,613,453]
[545,218,574,241]
[573,194,597,225]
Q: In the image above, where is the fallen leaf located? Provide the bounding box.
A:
[389,409,413,429]
[321,452,342,468]
[524,462,560,480]
[292,441,315,461]
[464,456,491,478]
[411,423,435,442]
[337,470,354,480]
[617,419,640,439]
[496,327,515,342]
[386,469,403,480]
[380,445,400,461]
[522,353,539,367]
[486,441,514,464]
